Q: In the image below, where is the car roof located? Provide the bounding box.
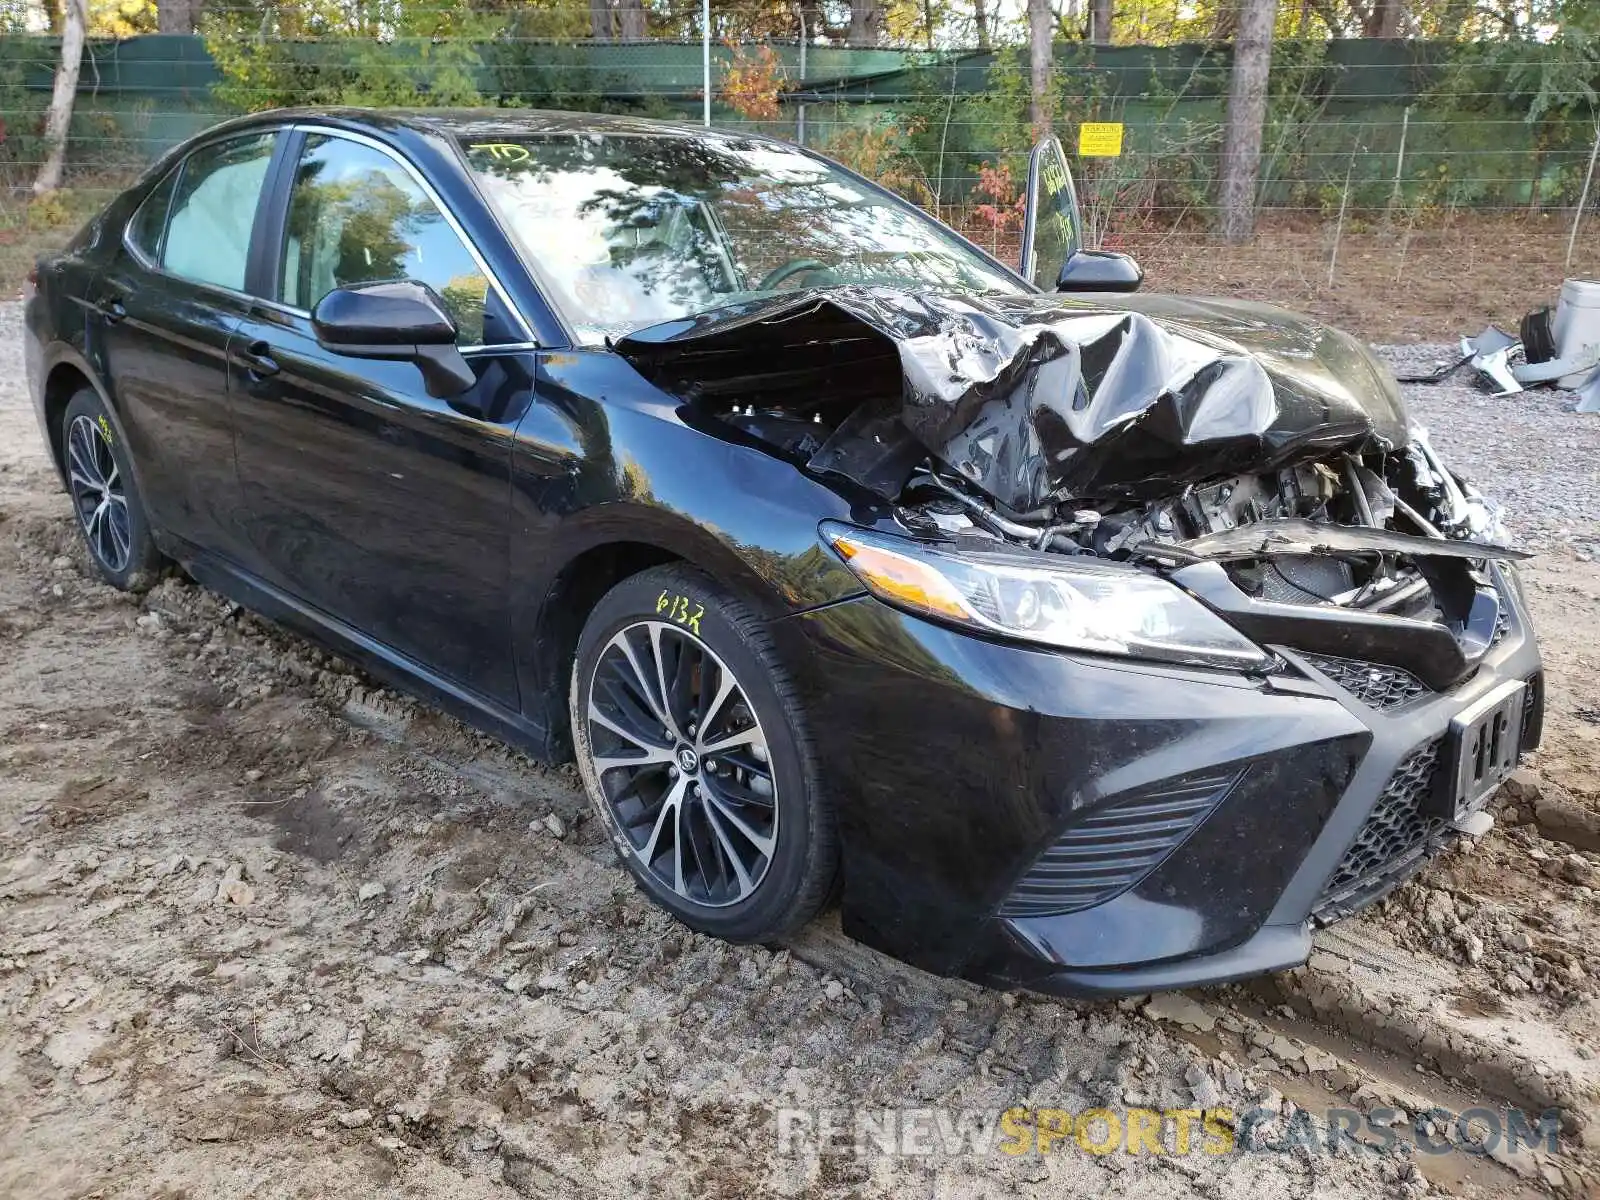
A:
[217,106,768,145]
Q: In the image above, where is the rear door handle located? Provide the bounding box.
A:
[236,339,280,379]
[102,299,126,324]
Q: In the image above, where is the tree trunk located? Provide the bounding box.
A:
[1374,0,1403,37]
[34,0,86,196]
[157,0,198,34]
[972,0,990,49]
[1218,0,1276,242]
[590,0,612,40]
[1028,0,1053,137]
[617,0,646,40]
[1090,0,1113,42]
[847,0,882,46]
[800,0,842,42]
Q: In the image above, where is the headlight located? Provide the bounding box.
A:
[822,522,1273,672]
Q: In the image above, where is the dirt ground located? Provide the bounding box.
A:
[4,301,1600,1200]
[1124,213,1600,345]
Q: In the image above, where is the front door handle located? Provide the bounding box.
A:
[236,340,280,379]
[102,299,127,324]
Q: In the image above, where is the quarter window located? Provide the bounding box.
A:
[279,134,493,345]
[160,133,277,291]
[127,164,180,262]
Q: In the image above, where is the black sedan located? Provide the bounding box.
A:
[25,108,1541,996]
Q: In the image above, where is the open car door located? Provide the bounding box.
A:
[1019,134,1143,293]
[1019,135,1083,290]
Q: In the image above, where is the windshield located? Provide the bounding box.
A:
[460,132,1025,345]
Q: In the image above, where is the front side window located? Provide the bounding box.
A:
[161,133,277,291]
[460,132,1026,345]
[279,133,492,344]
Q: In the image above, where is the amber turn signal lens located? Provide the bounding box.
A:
[830,534,971,622]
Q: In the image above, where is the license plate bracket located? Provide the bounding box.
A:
[1433,680,1526,820]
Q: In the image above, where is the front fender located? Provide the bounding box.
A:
[516,348,870,617]
[508,352,874,750]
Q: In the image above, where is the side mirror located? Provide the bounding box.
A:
[312,280,476,399]
[1056,250,1144,293]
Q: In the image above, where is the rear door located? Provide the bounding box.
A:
[230,128,533,707]
[92,131,282,559]
[1019,135,1084,290]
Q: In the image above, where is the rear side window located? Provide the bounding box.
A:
[279,133,492,343]
[160,133,277,292]
[127,165,179,261]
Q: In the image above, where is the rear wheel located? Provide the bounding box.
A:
[570,565,836,943]
[61,388,163,591]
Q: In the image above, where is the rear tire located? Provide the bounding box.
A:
[60,388,163,591]
[570,564,836,943]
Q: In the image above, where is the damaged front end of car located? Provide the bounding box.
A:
[619,285,1524,689]
[616,282,1543,993]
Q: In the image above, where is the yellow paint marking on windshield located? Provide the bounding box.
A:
[1077,123,1124,158]
[469,142,531,163]
[1041,155,1070,197]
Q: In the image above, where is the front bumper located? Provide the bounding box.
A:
[772,564,1541,997]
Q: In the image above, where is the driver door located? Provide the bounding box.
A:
[229,128,534,707]
[1019,136,1085,290]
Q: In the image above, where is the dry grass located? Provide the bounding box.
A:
[1125,212,1600,343]
[0,179,129,296]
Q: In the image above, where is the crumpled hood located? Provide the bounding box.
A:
[1089,291,1408,442]
[616,285,1410,512]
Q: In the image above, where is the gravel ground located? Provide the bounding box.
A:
[1375,344,1600,557]
[4,300,1600,1199]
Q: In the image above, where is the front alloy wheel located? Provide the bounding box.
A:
[587,620,778,907]
[570,565,836,943]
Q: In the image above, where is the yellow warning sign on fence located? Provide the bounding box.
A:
[1077,123,1124,157]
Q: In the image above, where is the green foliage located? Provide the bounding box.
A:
[1502,17,1599,127]
[480,34,681,116]
[1432,15,1598,128]
[885,48,1033,209]
[1424,4,1600,207]
[0,37,52,189]
[202,1,497,111]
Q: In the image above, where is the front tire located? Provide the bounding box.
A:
[60,388,163,591]
[570,565,836,943]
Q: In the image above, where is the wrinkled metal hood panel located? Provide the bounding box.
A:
[616,286,1409,511]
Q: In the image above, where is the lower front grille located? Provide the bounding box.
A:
[1314,739,1447,921]
[1302,653,1431,711]
[999,769,1243,919]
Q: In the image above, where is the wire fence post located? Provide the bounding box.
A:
[1568,117,1600,272]
[795,7,806,146]
[1328,151,1357,290]
[1388,104,1410,212]
[701,0,711,128]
